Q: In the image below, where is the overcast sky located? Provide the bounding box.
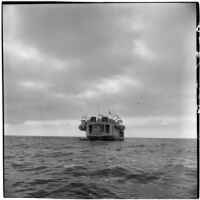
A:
[3,3,197,138]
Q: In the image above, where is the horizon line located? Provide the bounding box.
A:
[4,135,197,139]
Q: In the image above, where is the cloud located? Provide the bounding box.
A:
[3,3,196,138]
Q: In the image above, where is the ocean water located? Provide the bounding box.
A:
[4,136,198,199]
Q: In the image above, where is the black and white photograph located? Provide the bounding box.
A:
[3,2,198,199]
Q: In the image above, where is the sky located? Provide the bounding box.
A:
[3,3,197,138]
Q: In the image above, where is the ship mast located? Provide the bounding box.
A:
[98,105,99,116]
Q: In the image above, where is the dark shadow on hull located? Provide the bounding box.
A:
[87,136,124,141]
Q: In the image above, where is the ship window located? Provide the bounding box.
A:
[93,125,98,132]
[120,131,124,137]
[106,125,110,133]
[90,117,96,122]
[99,124,104,132]
[89,125,92,134]
[102,117,108,122]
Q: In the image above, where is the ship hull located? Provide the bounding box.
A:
[79,115,125,141]
[87,135,123,141]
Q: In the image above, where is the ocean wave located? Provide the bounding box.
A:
[26,189,49,198]
[64,164,86,170]
[49,181,121,199]
[124,171,162,184]
[51,152,74,157]
[18,165,48,172]
[29,178,56,186]
[63,164,88,177]
[11,162,30,168]
[90,166,130,178]
[4,136,197,199]
[11,181,24,187]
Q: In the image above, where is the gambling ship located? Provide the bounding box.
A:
[79,112,125,141]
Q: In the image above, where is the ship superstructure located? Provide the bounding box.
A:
[79,112,125,140]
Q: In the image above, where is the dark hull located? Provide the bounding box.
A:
[87,135,123,141]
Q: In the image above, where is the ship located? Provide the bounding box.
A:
[79,112,125,141]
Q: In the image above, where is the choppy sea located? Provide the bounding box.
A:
[4,136,198,199]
